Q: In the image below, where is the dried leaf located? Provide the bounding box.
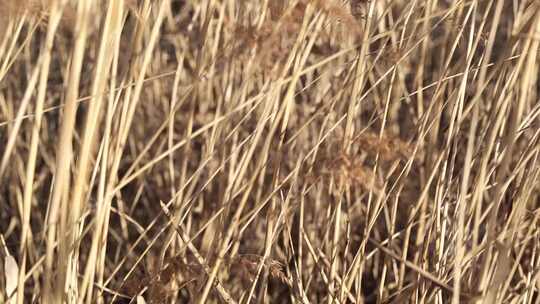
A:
[4,254,19,304]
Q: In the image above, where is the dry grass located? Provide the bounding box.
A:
[1,0,540,303]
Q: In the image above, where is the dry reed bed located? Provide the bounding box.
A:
[1,0,540,303]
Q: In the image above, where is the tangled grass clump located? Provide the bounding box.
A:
[1,0,540,303]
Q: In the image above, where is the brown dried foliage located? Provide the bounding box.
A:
[2,0,536,303]
[120,253,290,303]
[353,131,415,162]
[316,151,383,193]
[221,0,362,75]
[305,131,414,195]
[121,255,204,303]
[228,254,291,287]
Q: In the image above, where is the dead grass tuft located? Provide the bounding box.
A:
[1,0,540,303]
